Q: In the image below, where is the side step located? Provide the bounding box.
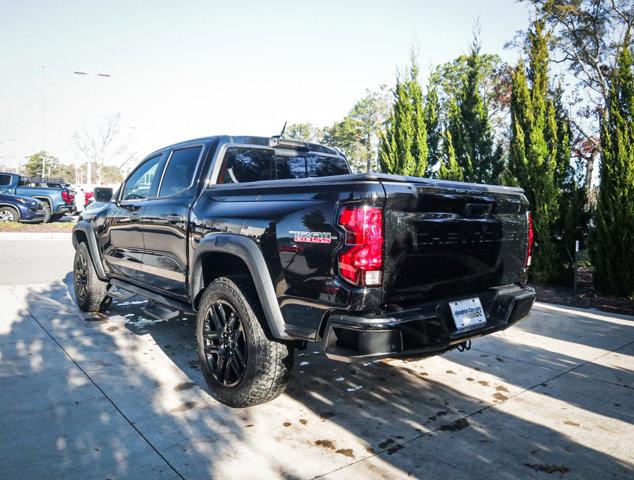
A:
[109,278,195,315]
[107,285,136,302]
[143,300,180,320]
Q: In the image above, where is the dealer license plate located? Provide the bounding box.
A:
[449,297,486,330]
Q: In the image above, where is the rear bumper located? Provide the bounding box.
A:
[55,204,74,214]
[322,285,535,362]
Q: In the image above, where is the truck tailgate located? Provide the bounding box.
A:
[380,178,529,305]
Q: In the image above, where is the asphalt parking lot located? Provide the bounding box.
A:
[0,234,633,479]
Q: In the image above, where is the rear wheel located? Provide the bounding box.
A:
[0,206,19,223]
[50,213,64,222]
[196,276,294,408]
[73,242,109,312]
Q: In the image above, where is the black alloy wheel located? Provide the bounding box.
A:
[74,250,89,304]
[201,299,248,387]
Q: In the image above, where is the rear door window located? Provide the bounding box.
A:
[219,147,274,184]
[159,146,202,196]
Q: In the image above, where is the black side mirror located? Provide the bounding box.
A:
[94,187,114,203]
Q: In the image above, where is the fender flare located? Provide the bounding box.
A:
[190,233,293,340]
[31,196,52,208]
[72,221,109,281]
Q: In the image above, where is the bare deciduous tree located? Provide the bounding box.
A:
[72,113,129,184]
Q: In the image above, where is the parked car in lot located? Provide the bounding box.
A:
[72,135,535,407]
[0,172,75,222]
[0,192,45,223]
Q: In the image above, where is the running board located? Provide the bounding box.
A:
[109,279,194,314]
[107,285,136,302]
[143,300,180,320]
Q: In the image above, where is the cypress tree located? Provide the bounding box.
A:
[380,52,428,176]
[508,20,560,282]
[449,34,504,184]
[438,130,463,181]
[424,72,442,176]
[591,38,634,297]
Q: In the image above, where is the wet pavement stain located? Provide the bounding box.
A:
[315,439,336,450]
[439,418,470,432]
[319,411,336,421]
[387,445,404,455]
[170,401,196,413]
[564,420,580,427]
[478,380,489,386]
[378,438,395,449]
[336,448,355,458]
[299,419,308,425]
[188,360,200,370]
[446,370,456,374]
[174,382,197,391]
[283,421,291,427]
[493,393,509,401]
[495,385,509,392]
[524,463,570,475]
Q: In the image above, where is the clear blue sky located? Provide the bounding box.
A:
[0,0,531,172]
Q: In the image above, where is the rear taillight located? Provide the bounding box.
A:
[85,191,94,207]
[526,211,534,267]
[61,191,74,205]
[337,206,383,287]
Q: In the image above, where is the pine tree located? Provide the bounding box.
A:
[380,52,428,176]
[591,38,634,297]
[424,72,442,176]
[449,33,504,184]
[438,130,463,181]
[508,20,560,282]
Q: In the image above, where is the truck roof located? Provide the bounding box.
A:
[148,135,342,159]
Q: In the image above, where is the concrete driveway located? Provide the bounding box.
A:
[0,234,633,479]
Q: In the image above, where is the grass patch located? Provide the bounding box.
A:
[0,220,75,232]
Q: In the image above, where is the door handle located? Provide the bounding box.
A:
[165,215,185,224]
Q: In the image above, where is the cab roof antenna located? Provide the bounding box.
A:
[273,121,287,139]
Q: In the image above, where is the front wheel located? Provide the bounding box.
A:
[41,203,52,223]
[196,276,294,408]
[73,242,109,312]
[0,206,19,223]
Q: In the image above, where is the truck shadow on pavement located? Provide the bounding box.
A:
[1,277,632,479]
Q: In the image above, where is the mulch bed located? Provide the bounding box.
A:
[532,268,634,317]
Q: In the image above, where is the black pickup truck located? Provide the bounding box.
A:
[72,135,535,407]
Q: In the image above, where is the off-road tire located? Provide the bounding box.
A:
[73,242,109,312]
[196,275,294,408]
[0,206,19,222]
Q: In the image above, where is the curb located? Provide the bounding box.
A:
[0,232,71,240]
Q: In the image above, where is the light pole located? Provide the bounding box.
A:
[36,64,45,177]
[73,70,112,184]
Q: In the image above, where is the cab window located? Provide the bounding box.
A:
[159,146,202,196]
[121,155,162,200]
